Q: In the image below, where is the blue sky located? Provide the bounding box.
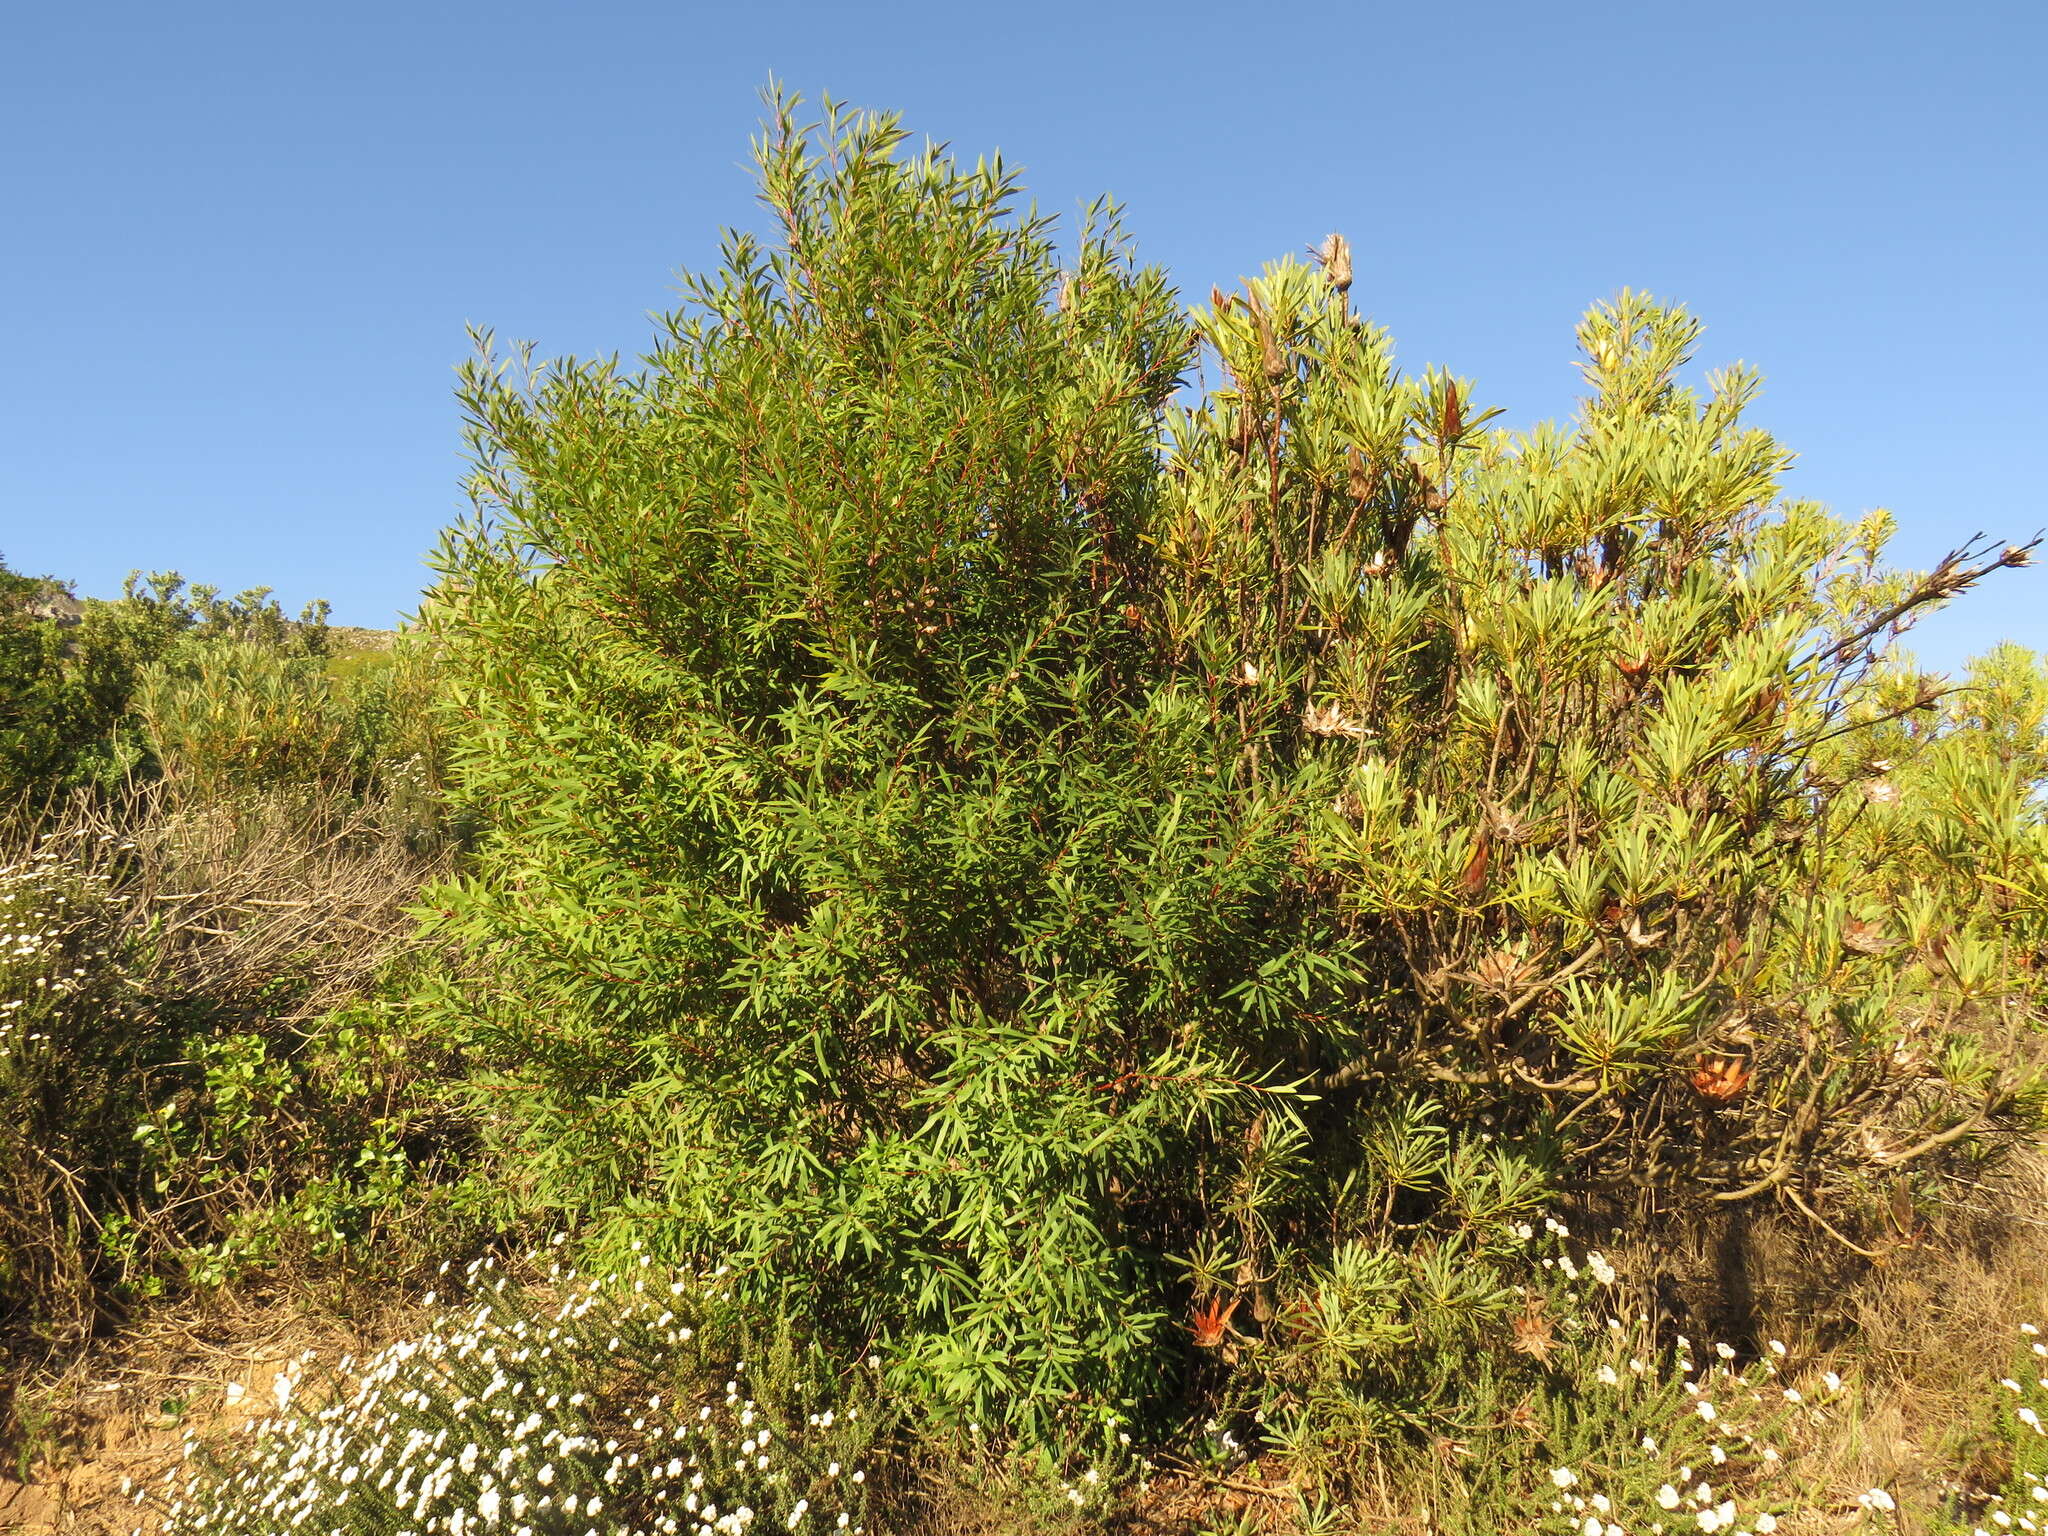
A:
[4,0,2042,669]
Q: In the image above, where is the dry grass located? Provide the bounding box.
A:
[21,774,447,1025]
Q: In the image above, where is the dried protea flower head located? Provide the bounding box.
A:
[1311,231,1353,294]
[1508,1293,1555,1364]
[1471,946,1541,996]
[1301,700,1371,739]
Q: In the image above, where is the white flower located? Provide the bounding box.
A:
[1768,1339,1787,1355]
[1697,1506,1727,1533]
[1783,1387,1803,1403]
[1860,1488,1897,1512]
[1658,1486,1682,1510]
[2019,1407,2043,1432]
[1715,1342,1735,1360]
[1552,1468,1580,1488]
[1596,1365,1620,1386]
[1583,1518,1603,1536]
[1756,1514,1778,1533]
[1822,1371,1843,1393]
[1696,1400,1718,1422]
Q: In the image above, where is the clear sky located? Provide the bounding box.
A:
[4,0,2042,668]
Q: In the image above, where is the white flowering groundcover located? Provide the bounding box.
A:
[136,1247,884,1536]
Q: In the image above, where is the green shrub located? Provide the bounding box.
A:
[1170,267,2047,1225]
[135,638,360,793]
[419,92,2047,1455]
[423,94,1256,1437]
[132,632,441,802]
[0,562,332,804]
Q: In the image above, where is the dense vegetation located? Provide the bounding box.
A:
[4,94,2045,1534]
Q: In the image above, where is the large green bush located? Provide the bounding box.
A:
[425,96,1290,1435]
[421,94,2047,1451]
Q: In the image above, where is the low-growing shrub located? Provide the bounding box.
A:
[0,826,160,1347]
[0,780,457,1371]
[135,632,444,809]
[149,1249,890,1536]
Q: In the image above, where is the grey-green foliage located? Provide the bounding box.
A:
[423,95,1328,1436]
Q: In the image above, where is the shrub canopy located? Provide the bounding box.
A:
[424,95,2047,1435]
